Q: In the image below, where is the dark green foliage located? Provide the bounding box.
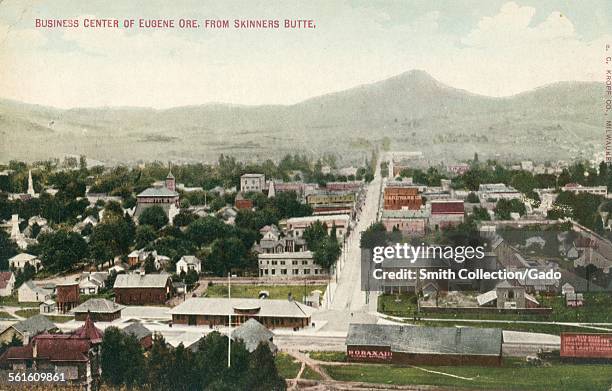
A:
[36,230,88,272]
[138,205,169,230]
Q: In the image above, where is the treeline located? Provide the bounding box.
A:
[101,328,286,391]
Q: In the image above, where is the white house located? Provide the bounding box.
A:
[8,253,42,271]
[18,281,52,303]
[78,272,109,295]
[176,255,201,275]
[0,272,16,296]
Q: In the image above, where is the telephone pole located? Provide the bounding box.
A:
[227,272,231,368]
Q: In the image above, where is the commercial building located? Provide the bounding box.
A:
[346,324,503,366]
[170,297,314,329]
[384,186,422,210]
[134,170,179,221]
[381,209,429,236]
[561,183,608,197]
[478,183,521,201]
[240,173,266,193]
[429,200,465,230]
[285,214,350,238]
[56,282,80,314]
[258,251,327,277]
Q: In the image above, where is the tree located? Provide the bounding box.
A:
[187,216,227,247]
[494,199,526,220]
[173,210,196,227]
[312,236,341,270]
[360,222,388,249]
[139,205,169,230]
[247,343,286,391]
[101,327,146,388]
[303,221,327,250]
[471,206,491,221]
[207,237,248,276]
[0,230,17,270]
[135,224,158,248]
[37,230,88,272]
[144,253,157,273]
[466,192,480,203]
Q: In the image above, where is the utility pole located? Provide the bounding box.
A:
[227,272,231,368]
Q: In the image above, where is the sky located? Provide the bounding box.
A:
[0,0,609,108]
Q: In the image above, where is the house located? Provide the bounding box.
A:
[240,173,266,193]
[0,315,103,390]
[0,271,15,296]
[56,282,80,314]
[561,283,575,295]
[78,272,108,295]
[476,281,539,309]
[170,297,314,329]
[113,272,173,305]
[176,255,202,275]
[18,281,52,303]
[0,315,58,344]
[8,253,42,271]
[72,298,125,322]
[258,251,326,277]
[122,322,153,350]
[231,318,277,354]
[39,299,56,315]
[429,200,465,230]
[128,249,169,270]
[346,324,503,366]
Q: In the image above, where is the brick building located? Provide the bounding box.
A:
[346,324,502,366]
[383,187,422,210]
[113,273,173,305]
[170,297,314,329]
[429,200,465,230]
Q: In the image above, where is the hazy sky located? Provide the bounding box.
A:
[0,0,609,108]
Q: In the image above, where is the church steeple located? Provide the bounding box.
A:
[165,163,176,192]
[27,169,35,196]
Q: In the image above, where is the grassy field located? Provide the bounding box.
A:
[0,294,39,307]
[274,353,302,379]
[409,320,602,335]
[0,311,15,319]
[301,366,323,380]
[378,293,612,324]
[324,360,612,391]
[309,351,347,362]
[206,284,327,301]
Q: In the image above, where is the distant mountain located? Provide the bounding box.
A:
[0,70,603,164]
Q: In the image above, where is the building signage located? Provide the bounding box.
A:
[560,333,612,358]
[347,348,393,361]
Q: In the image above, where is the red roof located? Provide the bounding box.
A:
[73,315,104,344]
[0,271,13,289]
[431,201,465,215]
[56,283,80,303]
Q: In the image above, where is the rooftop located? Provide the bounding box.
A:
[170,298,314,318]
[114,273,171,289]
[71,298,125,314]
[346,324,502,356]
[137,187,179,197]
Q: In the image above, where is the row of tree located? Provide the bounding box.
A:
[101,328,286,391]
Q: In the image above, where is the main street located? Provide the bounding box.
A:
[312,153,386,331]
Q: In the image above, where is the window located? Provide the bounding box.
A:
[271,269,276,275]
[302,260,308,265]
[292,260,298,265]
[304,269,310,274]
[292,269,299,275]
[271,261,277,265]
[281,269,287,275]
[280,261,285,265]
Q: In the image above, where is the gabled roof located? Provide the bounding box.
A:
[114,273,171,289]
[170,298,314,318]
[0,271,14,289]
[178,255,201,265]
[12,315,57,336]
[20,280,52,296]
[71,298,125,314]
[122,322,152,340]
[72,315,103,344]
